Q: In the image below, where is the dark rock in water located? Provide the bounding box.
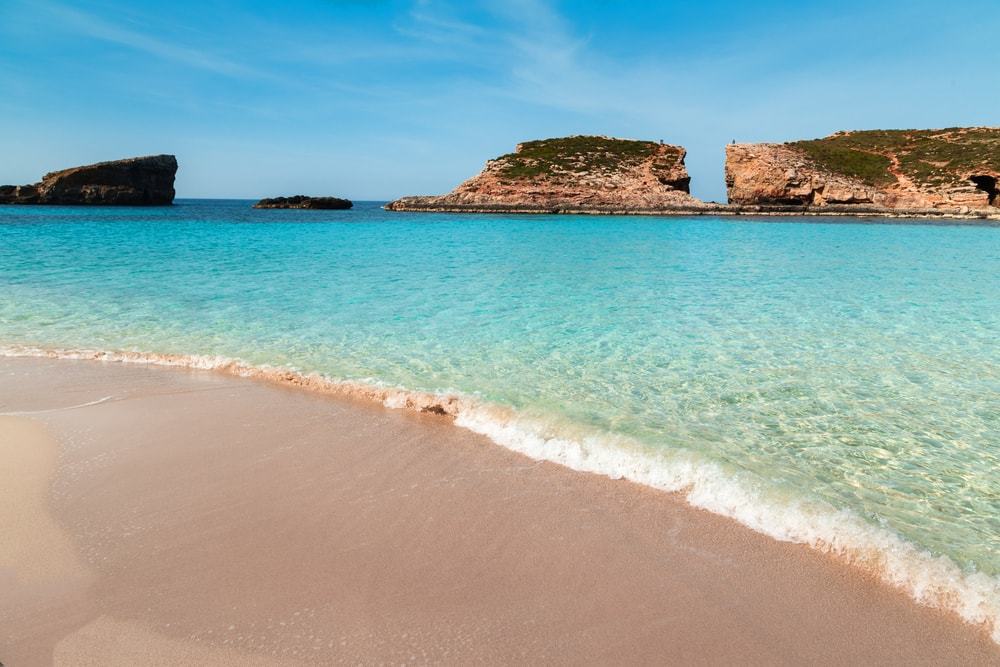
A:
[253,195,353,210]
[0,155,177,206]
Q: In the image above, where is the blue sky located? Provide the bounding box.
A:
[1,0,997,201]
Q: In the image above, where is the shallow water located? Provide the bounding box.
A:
[2,200,999,626]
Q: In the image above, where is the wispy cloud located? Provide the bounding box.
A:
[381,0,661,120]
[402,1,488,44]
[33,0,265,79]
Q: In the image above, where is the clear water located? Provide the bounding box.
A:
[2,200,999,596]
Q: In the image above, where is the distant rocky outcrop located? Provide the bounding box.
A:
[0,155,177,206]
[726,128,1000,212]
[253,195,353,210]
[386,135,705,213]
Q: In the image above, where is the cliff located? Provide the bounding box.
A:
[253,195,352,210]
[0,155,177,206]
[386,136,704,213]
[726,128,1000,211]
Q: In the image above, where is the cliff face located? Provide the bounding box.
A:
[0,155,177,206]
[387,136,703,212]
[726,128,1000,210]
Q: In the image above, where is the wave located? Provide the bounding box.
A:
[2,342,998,643]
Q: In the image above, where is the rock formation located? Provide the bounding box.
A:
[253,195,353,210]
[726,128,1000,211]
[0,155,177,205]
[386,136,704,212]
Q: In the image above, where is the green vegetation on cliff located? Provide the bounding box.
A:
[495,136,675,179]
[788,139,895,186]
[789,128,1000,188]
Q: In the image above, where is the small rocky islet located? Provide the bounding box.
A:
[252,195,353,210]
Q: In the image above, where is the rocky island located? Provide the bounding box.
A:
[0,155,177,205]
[726,127,1000,216]
[253,195,353,209]
[386,129,999,221]
[386,135,705,213]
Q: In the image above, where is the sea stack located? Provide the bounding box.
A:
[386,135,705,213]
[253,195,353,210]
[725,128,1000,211]
[0,155,177,206]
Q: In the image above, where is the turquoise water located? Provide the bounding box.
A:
[2,200,999,620]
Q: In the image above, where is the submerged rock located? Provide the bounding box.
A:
[386,135,706,213]
[726,128,1000,211]
[0,155,177,206]
[253,195,353,210]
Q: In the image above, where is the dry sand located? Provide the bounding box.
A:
[0,356,997,665]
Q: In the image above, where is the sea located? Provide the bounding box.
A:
[2,199,998,638]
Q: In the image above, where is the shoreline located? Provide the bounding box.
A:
[1,347,999,653]
[1,355,998,664]
[384,201,1000,223]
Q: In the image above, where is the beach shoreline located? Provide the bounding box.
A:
[5,342,1000,644]
[1,355,997,664]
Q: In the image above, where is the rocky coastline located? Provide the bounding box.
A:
[387,199,999,222]
[0,155,177,206]
[7,130,997,220]
[387,130,1000,221]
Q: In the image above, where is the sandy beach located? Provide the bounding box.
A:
[1,355,997,665]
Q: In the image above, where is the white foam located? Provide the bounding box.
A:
[2,343,998,642]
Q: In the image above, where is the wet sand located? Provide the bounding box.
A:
[1,356,997,665]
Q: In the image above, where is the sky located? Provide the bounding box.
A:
[1,0,998,201]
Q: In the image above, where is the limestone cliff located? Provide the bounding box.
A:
[387,136,703,212]
[0,155,177,206]
[726,128,1000,211]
